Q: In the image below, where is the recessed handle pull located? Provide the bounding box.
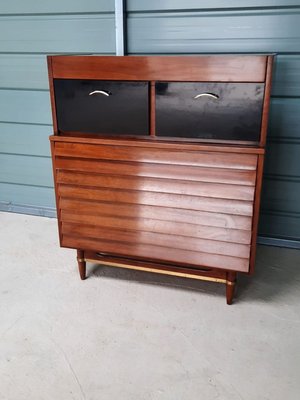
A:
[194,93,219,100]
[89,90,111,97]
[96,252,108,257]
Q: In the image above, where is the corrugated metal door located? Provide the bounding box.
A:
[0,1,115,216]
[126,1,300,243]
[0,0,299,244]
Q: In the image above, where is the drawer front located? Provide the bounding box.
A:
[53,140,258,273]
[54,79,149,135]
[155,82,264,141]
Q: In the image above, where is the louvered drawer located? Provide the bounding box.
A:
[52,138,258,273]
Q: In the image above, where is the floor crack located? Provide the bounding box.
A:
[51,338,86,400]
[0,316,23,340]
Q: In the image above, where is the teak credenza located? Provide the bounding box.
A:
[48,55,273,304]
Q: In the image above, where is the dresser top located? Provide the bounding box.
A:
[48,54,272,82]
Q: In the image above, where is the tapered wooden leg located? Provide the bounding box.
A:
[77,250,86,280]
[226,271,237,305]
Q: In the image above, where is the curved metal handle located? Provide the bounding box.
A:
[89,90,111,97]
[194,92,219,100]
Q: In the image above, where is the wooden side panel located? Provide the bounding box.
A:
[52,139,258,273]
[249,154,265,273]
[260,56,274,147]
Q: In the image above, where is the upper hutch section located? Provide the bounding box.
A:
[48,55,273,145]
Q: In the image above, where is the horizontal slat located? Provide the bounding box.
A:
[264,142,300,178]
[259,212,300,241]
[0,183,55,208]
[272,55,300,97]
[268,98,300,140]
[58,185,253,216]
[127,1,300,11]
[62,222,250,258]
[56,157,257,185]
[0,123,51,156]
[62,235,249,272]
[261,179,300,215]
[0,55,49,90]
[59,198,252,230]
[54,142,258,170]
[0,1,114,14]
[50,55,267,82]
[61,210,251,244]
[0,154,53,187]
[0,201,56,217]
[51,135,264,154]
[127,9,300,53]
[0,15,115,53]
[0,89,52,125]
[57,170,255,201]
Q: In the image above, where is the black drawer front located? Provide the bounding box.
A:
[54,79,149,135]
[155,82,264,141]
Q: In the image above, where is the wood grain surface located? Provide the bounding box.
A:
[47,54,273,300]
[52,138,257,273]
[49,55,267,82]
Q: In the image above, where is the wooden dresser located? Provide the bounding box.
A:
[48,55,273,304]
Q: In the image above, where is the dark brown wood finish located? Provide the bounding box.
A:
[77,249,86,280]
[59,199,252,230]
[48,55,273,304]
[259,55,274,148]
[226,271,237,305]
[65,224,250,259]
[51,136,256,273]
[55,158,257,185]
[56,171,255,200]
[47,57,58,134]
[50,55,267,82]
[249,153,265,274]
[150,81,156,136]
[84,250,228,281]
[53,141,259,167]
[61,131,261,147]
[50,134,265,154]
[50,141,62,243]
[58,186,253,217]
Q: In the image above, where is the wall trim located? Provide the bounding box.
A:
[1,201,299,249]
[0,202,56,218]
[257,236,300,249]
[115,0,125,55]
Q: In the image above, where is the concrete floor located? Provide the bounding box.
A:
[0,211,300,400]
